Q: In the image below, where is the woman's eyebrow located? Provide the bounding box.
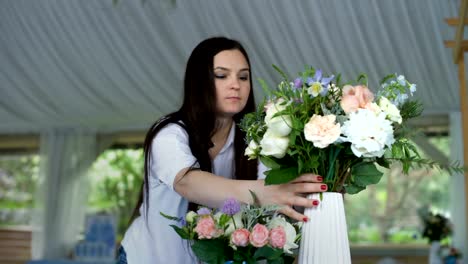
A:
[214,67,250,72]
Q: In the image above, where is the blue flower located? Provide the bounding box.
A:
[178,217,186,226]
[306,69,334,97]
[409,84,416,95]
[397,75,406,86]
[220,198,241,216]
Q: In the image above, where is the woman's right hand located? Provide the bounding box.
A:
[256,173,327,222]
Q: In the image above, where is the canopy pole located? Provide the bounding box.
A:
[458,54,468,234]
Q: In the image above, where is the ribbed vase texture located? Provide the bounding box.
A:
[298,192,351,264]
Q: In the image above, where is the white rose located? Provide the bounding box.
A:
[268,216,299,254]
[265,99,292,136]
[244,140,259,159]
[224,212,244,235]
[379,97,402,124]
[185,211,197,223]
[260,130,289,159]
[341,109,395,158]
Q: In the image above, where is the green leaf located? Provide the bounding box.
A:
[219,214,230,227]
[272,64,289,80]
[160,211,180,221]
[191,239,231,264]
[169,225,190,239]
[253,246,283,260]
[249,190,260,205]
[376,157,390,169]
[351,162,383,187]
[264,167,299,185]
[345,184,366,194]
[258,78,272,97]
[260,156,281,170]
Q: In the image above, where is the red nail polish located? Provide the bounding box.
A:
[312,200,319,206]
[303,217,308,222]
[317,176,323,182]
[321,184,327,190]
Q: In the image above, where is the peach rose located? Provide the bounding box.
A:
[249,224,269,247]
[269,226,287,249]
[231,228,250,247]
[195,216,221,239]
[340,85,375,114]
[304,114,341,148]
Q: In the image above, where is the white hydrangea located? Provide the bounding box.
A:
[341,109,395,158]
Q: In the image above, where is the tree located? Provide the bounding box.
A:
[87,149,144,239]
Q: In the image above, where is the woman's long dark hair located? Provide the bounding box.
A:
[130,37,258,221]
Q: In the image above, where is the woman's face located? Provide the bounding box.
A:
[213,49,251,118]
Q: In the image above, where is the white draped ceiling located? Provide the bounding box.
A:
[0,0,461,134]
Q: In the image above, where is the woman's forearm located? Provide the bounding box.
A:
[173,168,264,208]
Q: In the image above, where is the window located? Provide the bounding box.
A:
[0,154,39,227]
[345,136,451,245]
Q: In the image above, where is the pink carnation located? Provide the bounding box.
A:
[340,85,375,114]
[269,226,287,249]
[304,114,341,148]
[231,228,250,247]
[249,224,269,247]
[195,216,221,239]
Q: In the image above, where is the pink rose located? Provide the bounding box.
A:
[231,228,250,247]
[340,85,374,114]
[269,226,287,249]
[195,216,221,239]
[304,114,341,148]
[249,224,269,247]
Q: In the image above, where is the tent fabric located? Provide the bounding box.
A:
[0,0,461,134]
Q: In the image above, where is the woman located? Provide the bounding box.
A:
[119,37,326,263]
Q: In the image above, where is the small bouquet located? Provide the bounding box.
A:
[440,246,463,264]
[240,66,461,193]
[161,194,300,264]
[418,206,453,242]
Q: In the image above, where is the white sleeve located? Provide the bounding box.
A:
[150,123,199,190]
[257,160,268,180]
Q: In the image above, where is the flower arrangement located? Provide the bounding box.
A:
[161,194,300,264]
[240,66,461,193]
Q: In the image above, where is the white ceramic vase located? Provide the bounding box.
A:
[429,241,442,264]
[298,192,351,264]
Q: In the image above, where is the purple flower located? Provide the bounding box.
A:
[197,207,211,215]
[220,198,241,216]
[293,78,303,90]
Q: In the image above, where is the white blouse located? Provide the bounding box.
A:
[121,123,266,264]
